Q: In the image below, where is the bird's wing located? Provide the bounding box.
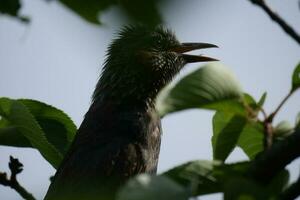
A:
[44,106,161,200]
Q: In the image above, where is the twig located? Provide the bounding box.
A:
[249,0,300,45]
[268,91,293,123]
[248,128,300,184]
[0,156,36,200]
[262,91,293,149]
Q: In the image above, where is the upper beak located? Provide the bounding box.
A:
[171,43,219,63]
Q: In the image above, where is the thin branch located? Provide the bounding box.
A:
[0,156,36,200]
[247,128,300,184]
[268,91,293,123]
[249,0,300,45]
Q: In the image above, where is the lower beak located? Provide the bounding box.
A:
[171,42,219,63]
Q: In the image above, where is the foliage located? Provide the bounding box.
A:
[1,0,300,199]
[0,98,77,168]
[0,0,29,23]
[0,0,164,26]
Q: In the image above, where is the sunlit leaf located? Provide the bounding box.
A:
[156,63,244,117]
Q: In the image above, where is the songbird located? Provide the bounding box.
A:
[44,25,217,200]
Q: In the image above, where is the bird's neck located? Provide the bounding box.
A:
[92,66,162,111]
[92,80,158,112]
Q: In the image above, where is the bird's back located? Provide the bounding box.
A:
[44,102,162,200]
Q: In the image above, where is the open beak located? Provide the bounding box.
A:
[171,43,219,63]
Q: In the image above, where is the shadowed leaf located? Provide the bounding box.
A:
[291,62,300,91]
[0,98,62,168]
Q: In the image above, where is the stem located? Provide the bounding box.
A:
[249,0,300,45]
[0,156,36,200]
[268,91,293,122]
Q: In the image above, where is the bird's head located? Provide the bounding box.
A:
[93,25,218,107]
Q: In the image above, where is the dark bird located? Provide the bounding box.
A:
[44,25,217,200]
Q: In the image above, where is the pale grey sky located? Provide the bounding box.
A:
[0,0,300,199]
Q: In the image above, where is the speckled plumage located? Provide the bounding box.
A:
[44,25,217,200]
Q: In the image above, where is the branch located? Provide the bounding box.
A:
[248,128,300,184]
[249,0,300,45]
[0,156,36,200]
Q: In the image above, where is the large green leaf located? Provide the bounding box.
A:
[0,99,77,155]
[212,111,247,162]
[237,122,264,160]
[291,62,300,92]
[156,63,244,117]
[0,98,75,168]
[59,0,162,26]
[117,174,189,200]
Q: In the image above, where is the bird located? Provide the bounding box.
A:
[44,25,218,200]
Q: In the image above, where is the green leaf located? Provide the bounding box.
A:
[59,0,115,24]
[156,63,244,117]
[119,0,162,27]
[59,0,162,26]
[212,111,247,162]
[291,62,300,91]
[237,122,264,160]
[163,160,250,196]
[257,92,267,108]
[0,98,64,168]
[19,99,77,154]
[274,120,293,137]
[117,174,189,200]
[295,112,300,131]
[0,0,29,23]
[0,99,77,155]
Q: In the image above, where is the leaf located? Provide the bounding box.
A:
[119,0,162,27]
[291,62,300,91]
[0,99,77,155]
[58,0,162,26]
[163,160,250,196]
[117,174,189,200]
[212,111,247,162]
[59,0,115,24]
[274,120,293,137]
[0,0,29,23]
[257,92,267,108]
[295,112,300,130]
[0,98,63,168]
[237,122,264,160]
[244,92,267,114]
[156,63,244,117]
[19,99,77,154]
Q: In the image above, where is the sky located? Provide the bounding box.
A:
[0,0,300,199]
